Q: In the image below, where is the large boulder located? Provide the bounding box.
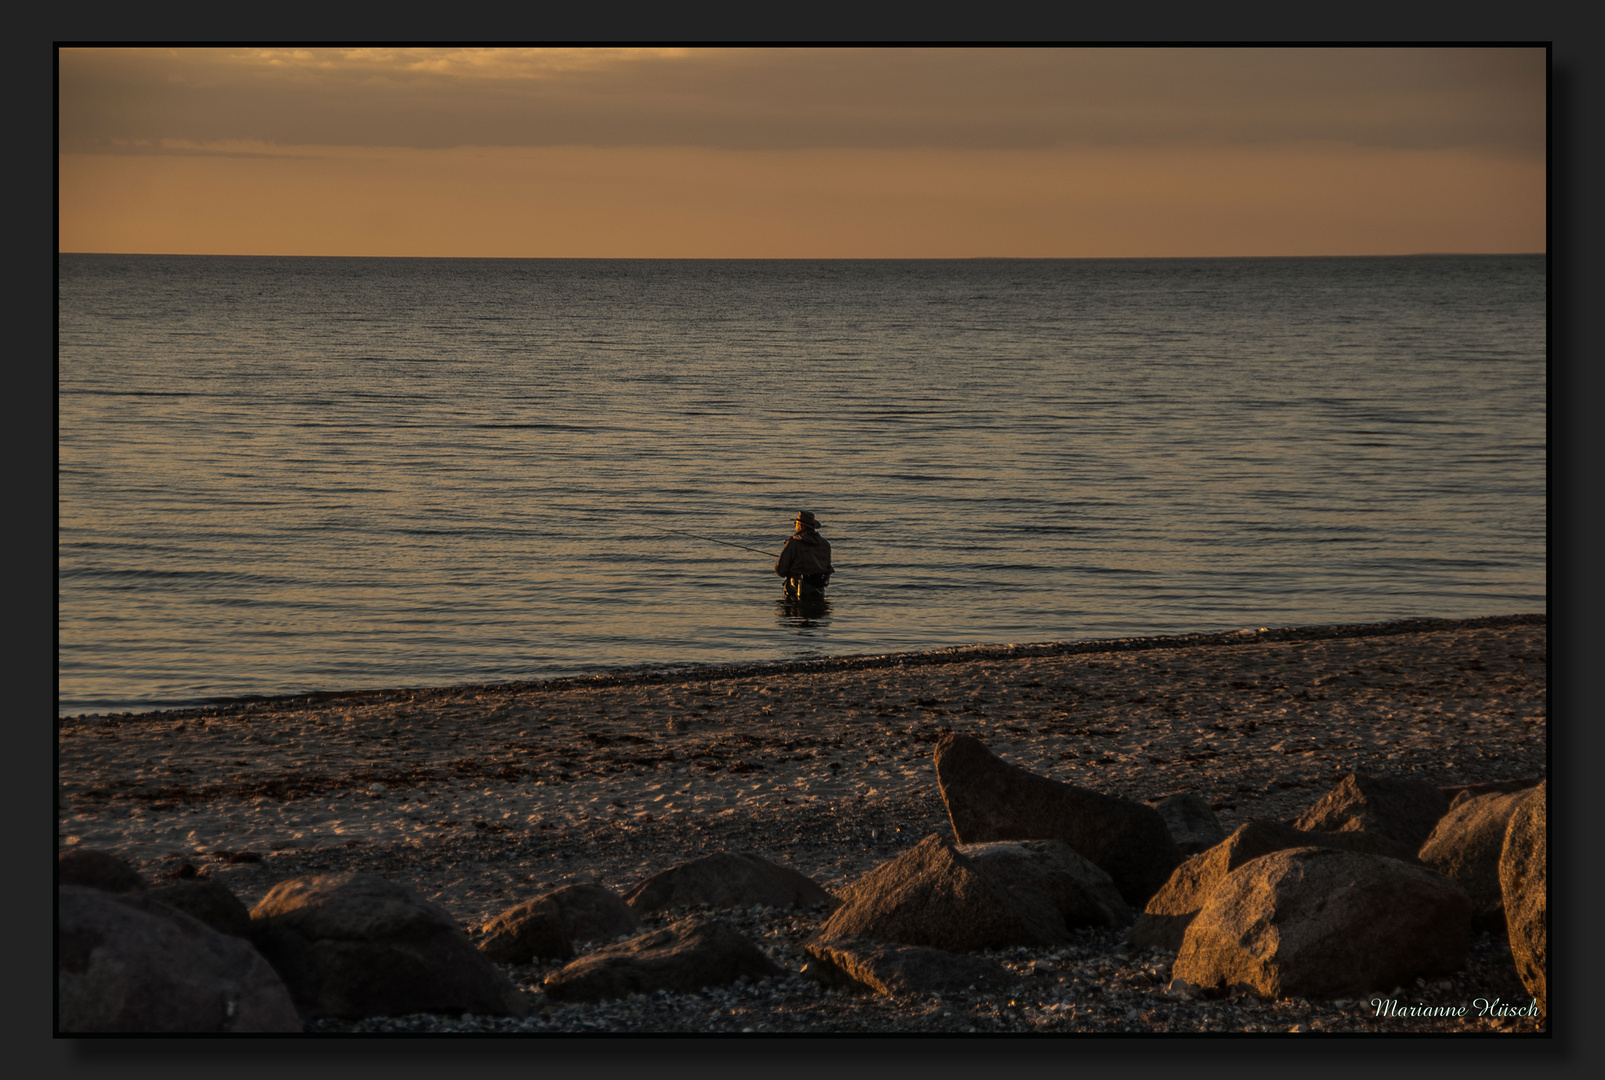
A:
[1293,773,1450,852]
[1129,820,1422,951]
[480,882,640,963]
[147,879,254,940]
[542,916,782,1003]
[539,883,641,944]
[477,898,574,965]
[803,937,1018,997]
[1440,777,1541,808]
[1148,793,1227,856]
[249,873,529,1019]
[1418,788,1533,931]
[58,886,301,1033]
[1499,782,1547,1014]
[1172,847,1471,1000]
[58,849,143,893]
[812,834,1070,952]
[624,852,836,914]
[957,840,1131,928]
[933,734,1180,905]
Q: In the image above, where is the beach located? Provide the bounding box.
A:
[56,613,1548,1034]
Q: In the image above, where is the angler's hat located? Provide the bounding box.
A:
[795,510,823,529]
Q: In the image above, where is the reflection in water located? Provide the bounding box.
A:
[58,255,1545,715]
[776,586,832,628]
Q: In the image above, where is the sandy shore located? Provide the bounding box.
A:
[56,614,1547,1034]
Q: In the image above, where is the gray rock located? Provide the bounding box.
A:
[1419,788,1533,931]
[1441,777,1541,809]
[478,897,574,965]
[624,852,836,915]
[803,937,1019,997]
[481,882,640,963]
[58,885,300,1033]
[813,833,1070,952]
[58,849,143,893]
[539,883,641,944]
[1129,819,1423,952]
[1148,792,1227,855]
[249,872,529,1019]
[958,839,1132,928]
[1499,782,1547,1014]
[147,879,253,939]
[542,915,782,1003]
[1172,847,1471,1000]
[1293,772,1450,852]
[933,734,1180,906]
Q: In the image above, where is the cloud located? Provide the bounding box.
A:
[59,47,1546,157]
[58,141,1545,259]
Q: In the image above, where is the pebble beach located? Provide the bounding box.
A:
[55,613,1549,1035]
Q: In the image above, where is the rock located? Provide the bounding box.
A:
[1418,788,1533,931]
[539,883,641,944]
[58,886,301,1032]
[542,916,782,1003]
[249,872,529,1019]
[1172,847,1471,1000]
[957,839,1132,928]
[813,834,1070,952]
[1129,820,1423,951]
[803,937,1019,997]
[58,849,143,893]
[1441,777,1541,808]
[478,898,574,965]
[624,852,836,915]
[1165,975,1201,999]
[1499,782,1547,1014]
[481,882,640,963]
[1293,772,1450,852]
[146,879,254,939]
[933,734,1180,905]
[1147,792,1227,855]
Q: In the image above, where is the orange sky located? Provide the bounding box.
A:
[57,47,1547,258]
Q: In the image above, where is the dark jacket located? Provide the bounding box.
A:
[776,529,833,579]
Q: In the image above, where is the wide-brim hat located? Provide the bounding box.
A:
[794,510,823,528]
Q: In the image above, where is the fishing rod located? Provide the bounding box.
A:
[650,525,777,559]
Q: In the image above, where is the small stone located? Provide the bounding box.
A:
[624,853,835,914]
[543,916,781,1003]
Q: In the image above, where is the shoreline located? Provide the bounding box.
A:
[62,611,1546,722]
[56,612,1548,1034]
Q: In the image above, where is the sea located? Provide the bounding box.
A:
[57,255,1547,717]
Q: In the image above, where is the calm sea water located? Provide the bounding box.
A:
[57,255,1546,717]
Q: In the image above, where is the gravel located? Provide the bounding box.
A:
[301,901,1542,1035]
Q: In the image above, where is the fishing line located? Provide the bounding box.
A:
[649,525,777,559]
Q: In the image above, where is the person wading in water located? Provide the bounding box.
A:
[775,510,833,598]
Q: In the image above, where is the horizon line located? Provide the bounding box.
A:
[57,250,1547,261]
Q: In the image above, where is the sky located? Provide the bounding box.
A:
[56,46,1548,258]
